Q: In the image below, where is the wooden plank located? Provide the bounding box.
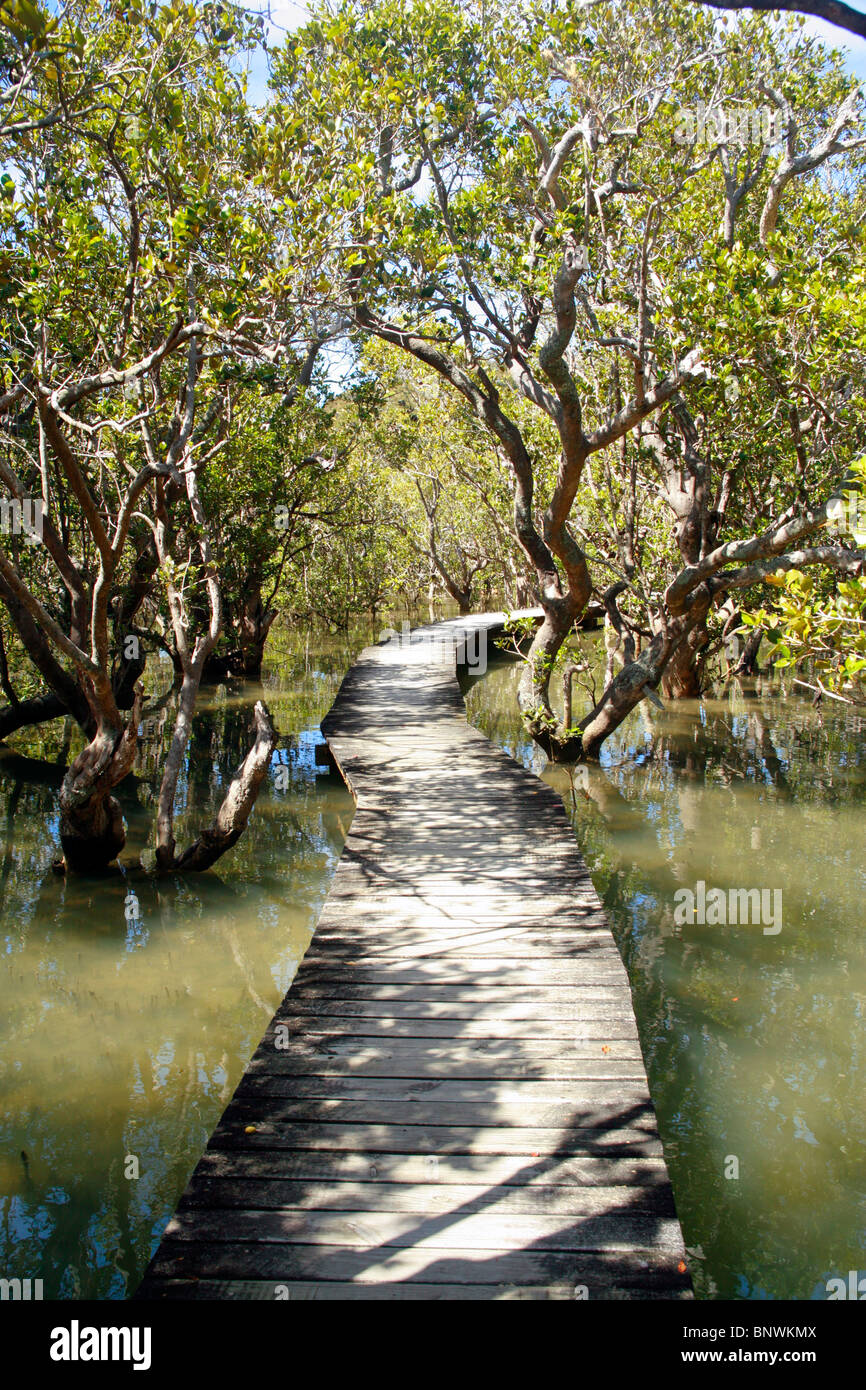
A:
[215,1095,657,1127]
[190,1149,672,1187]
[135,1279,691,1301]
[274,999,640,1026]
[240,1053,647,1081]
[178,1178,676,1216]
[160,1207,685,1252]
[135,611,689,1302]
[143,1242,691,1291]
[207,1123,663,1157]
[313,906,605,926]
[231,1076,648,1103]
[284,984,630,1002]
[259,1019,638,1042]
[295,959,631,984]
[306,931,620,955]
[250,1035,645,1061]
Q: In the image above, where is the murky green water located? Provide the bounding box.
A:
[4,616,864,1301]
[0,626,362,1299]
[464,651,866,1300]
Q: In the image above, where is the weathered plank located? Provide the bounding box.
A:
[215,1095,658,1125]
[231,1074,647,1101]
[282,984,632,1003]
[135,612,689,1301]
[240,1048,650,1080]
[178,1179,676,1216]
[159,1207,686,1252]
[273,998,640,1024]
[207,1123,663,1157]
[189,1148,672,1186]
[294,959,631,984]
[138,1279,691,1301]
[142,1242,691,1292]
[257,1017,638,1041]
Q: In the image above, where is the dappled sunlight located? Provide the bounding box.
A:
[138,620,690,1301]
[466,656,866,1300]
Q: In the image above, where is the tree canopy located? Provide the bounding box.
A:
[1,0,864,871]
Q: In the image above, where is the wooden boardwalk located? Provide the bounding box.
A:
[135,613,691,1300]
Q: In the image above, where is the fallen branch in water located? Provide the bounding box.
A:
[793,677,865,707]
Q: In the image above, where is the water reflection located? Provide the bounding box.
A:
[464,653,866,1300]
[5,618,863,1302]
[0,628,357,1299]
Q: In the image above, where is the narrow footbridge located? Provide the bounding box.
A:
[136,613,691,1300]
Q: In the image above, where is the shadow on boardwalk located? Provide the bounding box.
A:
[135,615,691,1301]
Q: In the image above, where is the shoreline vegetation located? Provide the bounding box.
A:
[1,0,864,1311]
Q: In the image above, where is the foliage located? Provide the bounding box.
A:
[743,460,866,701]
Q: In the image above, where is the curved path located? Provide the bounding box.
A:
[136,613,691,1300]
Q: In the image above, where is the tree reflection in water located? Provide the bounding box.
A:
[465,650,866,1300]
[0,629,357,1299]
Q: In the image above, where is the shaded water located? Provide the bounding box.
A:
[464,653,866,1300]
[4,614,864,1302]
[0,627,359,1299]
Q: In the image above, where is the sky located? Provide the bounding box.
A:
[798,8,866,82]
[243,1,309,99]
